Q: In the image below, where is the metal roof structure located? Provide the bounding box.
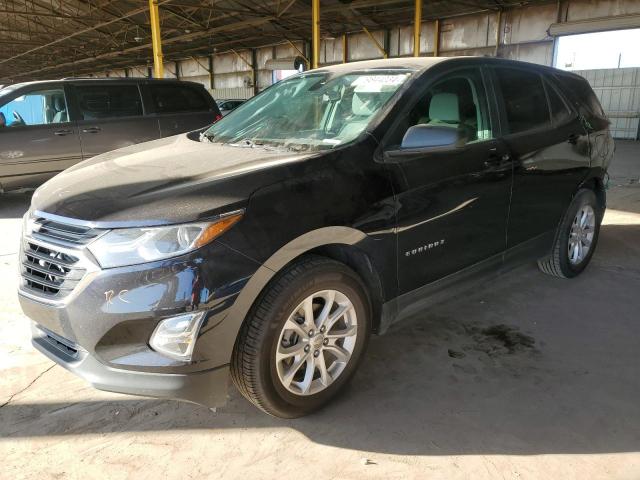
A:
[0,0,555,83]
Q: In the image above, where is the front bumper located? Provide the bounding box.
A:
[32,323,229,407]
[19,236,263,408]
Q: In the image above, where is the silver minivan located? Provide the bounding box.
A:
[0,78,221,192]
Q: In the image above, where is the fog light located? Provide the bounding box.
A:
[149,312,206,361]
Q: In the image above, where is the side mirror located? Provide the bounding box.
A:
[401,124,462,149]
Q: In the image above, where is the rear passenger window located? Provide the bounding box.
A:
[76,85,142,120]
[149,85,209,113]
[545,80,572,126]
[495,68,550,134]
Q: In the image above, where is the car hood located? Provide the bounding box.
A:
[32,133,312,226]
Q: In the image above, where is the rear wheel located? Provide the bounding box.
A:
[231,256,371,418]
[538,188,602,278]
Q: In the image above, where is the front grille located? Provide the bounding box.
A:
[20,216,103,301]
[30,218,102,246]
[34,325,80,360]
[44,330,79,358]
[21,242,85,297]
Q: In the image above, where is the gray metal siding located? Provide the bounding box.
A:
[574,68,640,139]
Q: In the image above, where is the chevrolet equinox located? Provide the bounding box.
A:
[19,57,614,418]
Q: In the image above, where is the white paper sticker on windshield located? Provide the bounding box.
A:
[352,74,408,92]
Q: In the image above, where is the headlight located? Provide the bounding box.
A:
[87,212,242,268]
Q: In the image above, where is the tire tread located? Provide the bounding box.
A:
[230,255,342,416]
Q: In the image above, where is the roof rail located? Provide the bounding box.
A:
[59,76,146,80]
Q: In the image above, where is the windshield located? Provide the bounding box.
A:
[203,70,412,151]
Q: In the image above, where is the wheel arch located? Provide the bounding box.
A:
[219,227,387,367]
[578,173,606,213]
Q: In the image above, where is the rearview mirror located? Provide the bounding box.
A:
[401,124,462,149]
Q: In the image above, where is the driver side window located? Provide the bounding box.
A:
[392,68,493,148]
[0,88,68,128]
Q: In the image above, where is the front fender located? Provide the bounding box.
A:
[208,227,369,365]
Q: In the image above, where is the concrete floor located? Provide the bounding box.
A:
[1,141,639,480]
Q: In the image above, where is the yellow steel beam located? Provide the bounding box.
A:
[312,0,320,69]
[342,33,348,63]
[148,0,164,78]
[433,19,440,56]
[413,0,422,57]
[362,26,387,59]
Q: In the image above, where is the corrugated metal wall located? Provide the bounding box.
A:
[91,0,640,124]
[574,68,640,139]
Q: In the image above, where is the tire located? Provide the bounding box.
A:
[231,255,371,418]
[538,188,602,278]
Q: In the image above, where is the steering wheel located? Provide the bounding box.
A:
[12,110,26,126]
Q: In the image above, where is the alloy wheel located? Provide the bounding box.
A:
[275,289,358,396]
[568,204,596,265]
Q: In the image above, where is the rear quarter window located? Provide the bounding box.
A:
[149,84,211,113]
[555,74,606,118]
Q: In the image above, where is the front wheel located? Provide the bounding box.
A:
[231,256,371,418]
[538,188,602,278]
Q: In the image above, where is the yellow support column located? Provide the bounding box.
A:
[312,0,320,69]
[433,19,440,56]
[149,0,164,78]
[413,0,422,57]
[342,33,348,63]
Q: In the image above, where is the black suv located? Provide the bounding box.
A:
[0,77,221,192]
[19,57,613,418]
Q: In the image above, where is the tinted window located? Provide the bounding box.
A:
[545,79,572,126]
[555,74,606,118]
[495,68,550,134]
[0,88,68,127]
[76,84,142,120]
[150,84,209,113]
[393,67,492,146]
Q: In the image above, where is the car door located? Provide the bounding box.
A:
[381,66,513,295]
[0,83,82,190]
[489,67,591,248]
[71,82,161,159]
[145,83,220,137]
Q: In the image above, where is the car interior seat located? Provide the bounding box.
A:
[52,96,68,123]
[336,90,389,140]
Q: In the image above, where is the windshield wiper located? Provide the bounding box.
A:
[199,131,215,143]
[227,138,263,148]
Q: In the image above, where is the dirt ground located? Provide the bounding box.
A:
[1,141,639,480]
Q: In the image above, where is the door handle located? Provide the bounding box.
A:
[568,133,580,144]
[82,127,101,133]
[54,129,72,136]
[484,151,511,169]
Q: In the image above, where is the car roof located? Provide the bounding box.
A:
[310,56,585,81]
[5,77,205,90]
